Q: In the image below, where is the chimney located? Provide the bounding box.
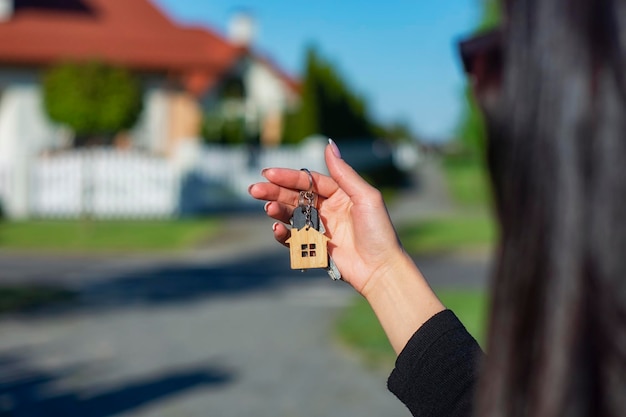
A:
[0,0,13,22]
[228,11,256,47]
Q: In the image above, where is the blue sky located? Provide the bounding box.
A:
[153,0,480,142]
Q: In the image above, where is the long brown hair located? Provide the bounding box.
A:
[478,0,626,416]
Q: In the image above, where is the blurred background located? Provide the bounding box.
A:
[0,0,498,416]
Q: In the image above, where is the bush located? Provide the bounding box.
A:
[42,60,143,145]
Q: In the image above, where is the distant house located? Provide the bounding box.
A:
[0,0,300,165]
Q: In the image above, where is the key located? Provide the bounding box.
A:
[291,205,319,231]
[317,218,342,281]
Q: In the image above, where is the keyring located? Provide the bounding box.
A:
[300,168,314,193]
[298,168,316,207]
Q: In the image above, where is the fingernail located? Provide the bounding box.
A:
[261,168,269,177]
[328,138,341,159]
[248,184,255,194]
[272,222,279,232]
[264,202,271,213]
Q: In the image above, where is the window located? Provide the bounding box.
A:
[300,243,317,258]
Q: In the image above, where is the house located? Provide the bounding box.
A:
[0,0,300,166]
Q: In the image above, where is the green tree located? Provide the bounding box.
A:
[201,112,248,145]
[200,74,257,146]
[373,120,418,144]
[43,61,142,146]
[283,46,377,143]
[479,0,502,31]
[456,0,502,155]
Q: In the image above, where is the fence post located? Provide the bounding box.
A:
[10,146,31,219]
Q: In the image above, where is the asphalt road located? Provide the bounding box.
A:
[0,160,492,417]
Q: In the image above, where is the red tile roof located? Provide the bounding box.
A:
[0,0,299,94]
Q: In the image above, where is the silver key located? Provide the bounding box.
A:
[291,204,319,230]
[316,216,342,281]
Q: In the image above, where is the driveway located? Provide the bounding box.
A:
[0,215,411,417]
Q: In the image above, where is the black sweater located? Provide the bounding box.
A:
[387,310,484,417]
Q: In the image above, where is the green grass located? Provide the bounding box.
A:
[398,215,496,255]
[336,289,489,367]
[438,289,489,347]
[392,155,498,256]
[0,219,220,252]
[442,155,492,209]
[336,295,395,366]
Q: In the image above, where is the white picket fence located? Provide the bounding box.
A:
[0,163,14,217]
[30,150,180,218]
[0,139,331,219]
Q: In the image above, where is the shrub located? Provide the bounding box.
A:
[42,60,143,146]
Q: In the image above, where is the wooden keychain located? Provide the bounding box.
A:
[286,169,329,269]
[286,169,342,280]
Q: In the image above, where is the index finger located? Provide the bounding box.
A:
[262,168,339,198]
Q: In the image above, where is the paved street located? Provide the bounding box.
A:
[0,160,492,417]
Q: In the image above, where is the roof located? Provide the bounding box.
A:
[0,0,299,94]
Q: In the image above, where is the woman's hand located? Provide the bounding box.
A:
[249,139,444,354]
[248,140,405,296]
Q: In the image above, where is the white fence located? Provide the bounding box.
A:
[0,138,417,219]
[30,150,180,218]
[0,139,331,219]
[0,163,14,216]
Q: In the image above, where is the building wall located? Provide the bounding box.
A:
[165,90,202,156]
[0,68,66,165]
[244,60,299,146]
[130,77,170,154]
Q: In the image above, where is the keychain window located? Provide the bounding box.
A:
[301,243,317,258]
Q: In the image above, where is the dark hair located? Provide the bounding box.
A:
[478,1,626,416]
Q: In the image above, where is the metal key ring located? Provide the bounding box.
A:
[299,168,316,208]
[300,168,314,193]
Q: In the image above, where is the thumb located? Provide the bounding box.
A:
[325,139,375,199]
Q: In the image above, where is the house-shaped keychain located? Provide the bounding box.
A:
[286,226,329,270]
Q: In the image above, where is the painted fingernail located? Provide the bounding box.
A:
[328,138,341,159]
[264,202,271,213]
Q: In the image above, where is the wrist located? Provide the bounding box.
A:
[360,247,410,300]
[360,249,445,354]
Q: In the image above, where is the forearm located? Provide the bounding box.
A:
[361,250,445,354]
[388,310,483,417]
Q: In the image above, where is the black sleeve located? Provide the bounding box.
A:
[387,309,484,417]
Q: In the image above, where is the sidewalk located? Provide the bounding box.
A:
[388,157,456,226]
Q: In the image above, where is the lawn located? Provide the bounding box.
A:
[0,218,221,314]
[398,215,496,255]
[0,219,220,252]
[397,154,497,254]
[336,289,489,368]
[442,155,493,210]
